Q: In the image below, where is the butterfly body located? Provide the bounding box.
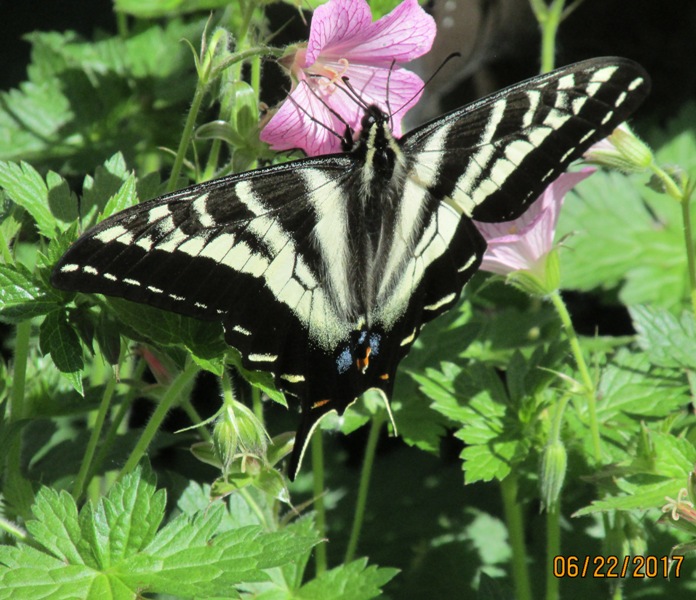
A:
[52,57,650,478]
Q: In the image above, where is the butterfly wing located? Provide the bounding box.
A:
[399,57,650,222]
[52,157,379,473]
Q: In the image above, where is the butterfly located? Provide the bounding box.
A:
[52,57,650,479]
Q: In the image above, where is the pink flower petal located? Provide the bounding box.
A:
[305,0,373,65]
[260,82,347,155]
[307,0,435,66]
[476,168,595,275]
[339,0,436,64]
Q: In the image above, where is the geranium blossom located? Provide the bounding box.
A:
[474,169,595,281]
[260,0,436,156]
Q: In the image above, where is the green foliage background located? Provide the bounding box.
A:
[1,1,696,599]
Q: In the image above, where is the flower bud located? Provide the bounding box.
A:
[540,439,567,510]
[584,125,653,172]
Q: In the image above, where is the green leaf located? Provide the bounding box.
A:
[0,466,319,599]
[630,305,696,369]
[414,361,531,483]
[101,174,138,220]
[0,24,201,174]
[0,264,60,322]
[0,161,56,237]
[596,348,689,420]
[296,558,398,600]
[81,153,131,224]
[39,309,84,394]
[557,169,687,310]
[115,0,232,18]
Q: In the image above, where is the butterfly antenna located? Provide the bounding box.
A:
[385,59,396,130]
[391,52,462,119]
[335,76,370,113]
[285,80,353,148]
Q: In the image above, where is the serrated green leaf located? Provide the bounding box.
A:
[24,487,84,565]
[81,153,131,224]
[80,467,166,567]
[107,298,187,346]
[0,545,97,600]
[296,558,398,600]
[414,361,531,483]
[596,348,689,420]
[0,466,319,599]
[0,161,56,237]
[630,305,696,369]
[0,24,201,174]
[558,165,688,310]
[100,174,138,220]
[0,263,60,322]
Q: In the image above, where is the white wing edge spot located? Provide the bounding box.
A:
[541,168,556,182]
[104,273,117,281]
[168,293,185,301]
[457,255,477,273]
[136,237,154,251]
[424,292,456,312]
[84,266,98,275]
[147,285,163,294]
[281,373,306,383]
[124,278,141,287]
[400,328,417,347]
[194,301,208,309]
[628,77,644,91]
[60,264,79,273]
[561,147,576,162]
[248,353,278,362]
[233,325,252,336]
[615,91,628,107]
[579,129,596,144]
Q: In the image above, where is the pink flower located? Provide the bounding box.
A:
[474,169,595,288]
[260,0,436,156]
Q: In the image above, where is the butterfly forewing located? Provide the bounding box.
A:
[402,57,650,222]
[52,57,650,478]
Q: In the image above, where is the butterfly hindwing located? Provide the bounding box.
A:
[52,57,650,478]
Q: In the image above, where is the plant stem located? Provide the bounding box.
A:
[529,0,565,73]
[73,368,117,500]
[501,474,533,600]
[679,183,696,315]
[116,361,200,480]
[549,290,602,463]
[10,321,31,421]
[167,44,277,192]
[88,359,145,482]
[344,415,384,564]
[311,430,328,575]
[167,82,207,192]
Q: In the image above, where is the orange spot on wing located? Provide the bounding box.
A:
[312,399,331,409]
[356,346,372,374]
[379,373,389,380]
